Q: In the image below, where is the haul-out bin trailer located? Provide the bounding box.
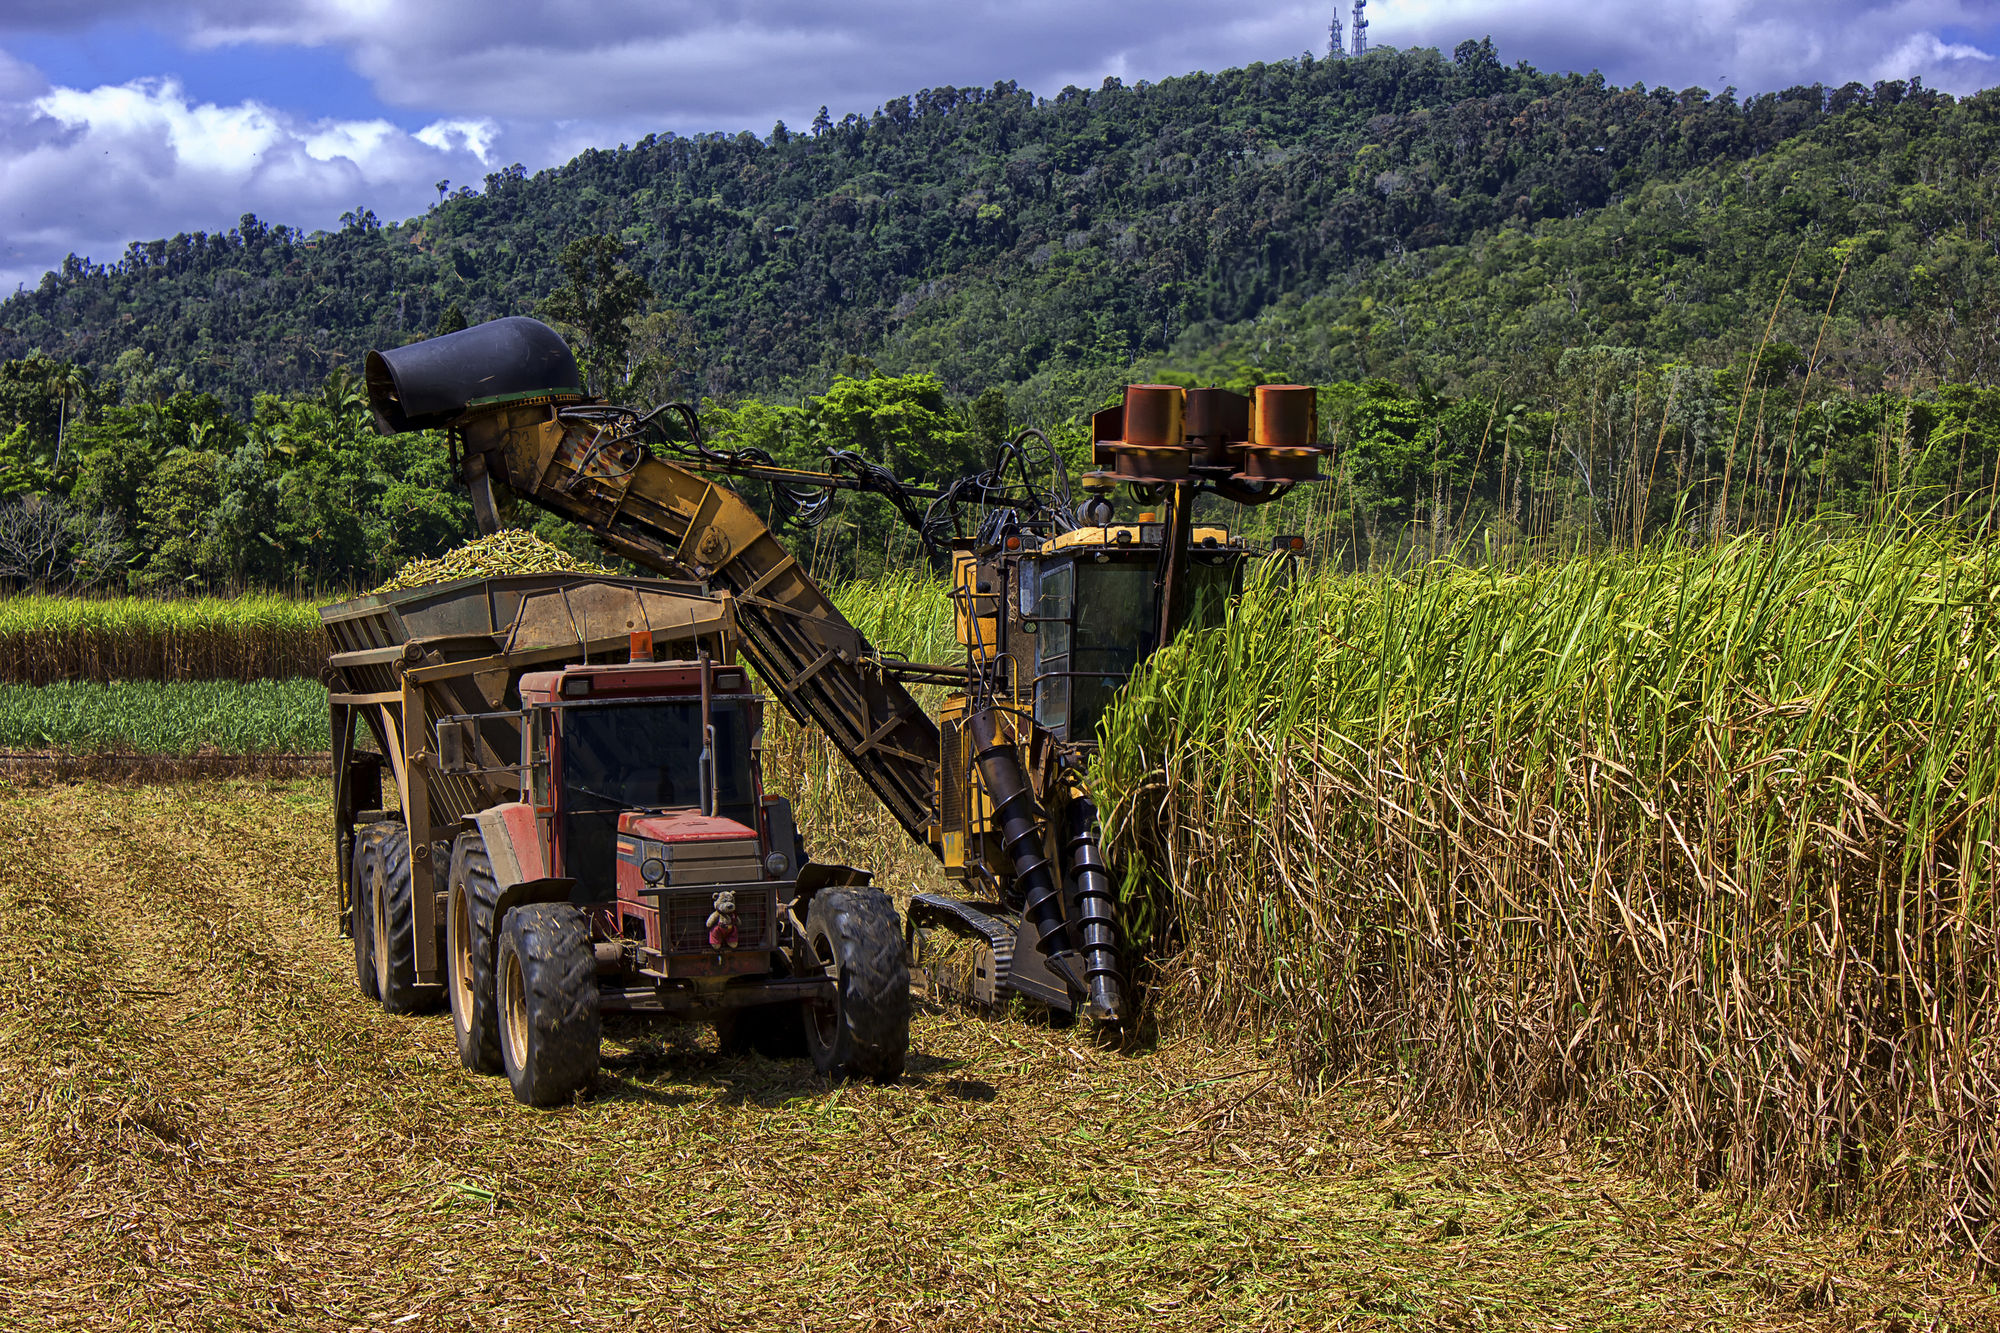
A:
[321,571,909,1104]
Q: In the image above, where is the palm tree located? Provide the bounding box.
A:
[320,367,368,421]
[46,362,87,471]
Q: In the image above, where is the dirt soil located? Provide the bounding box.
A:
[0,778,1993,1331]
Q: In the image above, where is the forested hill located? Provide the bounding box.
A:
[0,42,1964,415]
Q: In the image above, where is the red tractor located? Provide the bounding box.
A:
[325,574,909,1105]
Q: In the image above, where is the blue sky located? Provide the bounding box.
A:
[1,1,1996,292]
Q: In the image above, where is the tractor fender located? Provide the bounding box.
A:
[492,877,577,922]
[471,804,548,888]
[466,804,575,970]
[791,861,873,917]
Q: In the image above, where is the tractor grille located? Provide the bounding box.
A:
[661,886,773,953]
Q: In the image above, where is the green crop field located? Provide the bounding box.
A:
[0,678,328,755]
[782,525,2000,1251]
[6,529,1999,1263]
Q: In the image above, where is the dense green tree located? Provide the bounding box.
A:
[134,449,226,590]
[538,235,653,396]
[0,46,1995,589]
[2,45,1952,421]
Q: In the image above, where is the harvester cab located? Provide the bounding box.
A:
[1008,523,1242,745]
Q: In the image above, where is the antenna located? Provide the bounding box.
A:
[1351,0,1369,55]
[1328,9,1345,57]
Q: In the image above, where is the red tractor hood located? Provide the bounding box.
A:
[617,809,758,843]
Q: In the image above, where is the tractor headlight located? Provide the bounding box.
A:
[640,855,666,886]
[765,851,790,878]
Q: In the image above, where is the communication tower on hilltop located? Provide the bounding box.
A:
[1328,10,1345,57]
[1351,0,1369,56]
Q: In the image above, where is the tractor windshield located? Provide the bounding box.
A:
[556,698,757,893]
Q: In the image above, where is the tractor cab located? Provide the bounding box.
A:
[989,524,1245,746]
[515,656,805,982]
[518,660,764,894]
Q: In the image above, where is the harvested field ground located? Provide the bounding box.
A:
[2,779,1995,1331]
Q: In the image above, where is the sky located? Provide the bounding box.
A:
[1,1,1996,293]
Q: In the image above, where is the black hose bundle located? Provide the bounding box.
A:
[560,401,1081,556]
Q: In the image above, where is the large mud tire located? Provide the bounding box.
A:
[447,830,505,1074]
[349,824,389,1001]
[371,827,441,1015]
[496,904,600,1107]
[802,889,910,1082]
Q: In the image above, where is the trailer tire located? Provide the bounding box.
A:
[349,824,388,1001]
[496,904,600,1107]
[448,831,505,1074]
[802,889,909,1082]
[371,827,441,1016]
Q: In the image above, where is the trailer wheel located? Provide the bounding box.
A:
[447,830,505,1074]
[496,904,600,1107]
[371,828,440,1015]
[801,889,910,1081]
[349,823,390,1001]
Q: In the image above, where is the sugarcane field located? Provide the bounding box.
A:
[8,9,2000,1330]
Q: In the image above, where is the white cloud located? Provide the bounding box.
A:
[414,117,496,162]
[0,74,494,290]
[0,47,46,101]
[1387,0,1998,94]
[37,80,291,173]
[1869,32,1995,84]
[123,0,2000,116]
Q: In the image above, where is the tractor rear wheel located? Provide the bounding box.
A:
[496,904,600,1107]
[349,823,391,1001]
[801,889,910,1081]
[447,829,505,1074]
[371,827,440,1015]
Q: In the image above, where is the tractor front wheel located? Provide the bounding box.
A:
[801,889,910,1082]
[496,904,600,1107]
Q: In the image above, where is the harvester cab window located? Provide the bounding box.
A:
[1032,562,1073,732]
[556,699,758,895]
[1183,558,1241,630]
[1069,561,1158,742]
[1032,556,1160,743]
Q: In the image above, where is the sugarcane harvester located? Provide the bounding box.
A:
[361,317,1329,1024]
